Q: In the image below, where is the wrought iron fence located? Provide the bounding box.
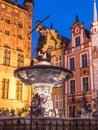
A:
[0,116,98,130]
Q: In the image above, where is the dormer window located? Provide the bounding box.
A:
[75,36,80,47]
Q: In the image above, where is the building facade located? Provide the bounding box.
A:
[65,0,98,117]
[65,17,92,117]
[0,0,34,115]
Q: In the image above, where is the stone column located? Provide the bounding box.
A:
[32,84,54,117]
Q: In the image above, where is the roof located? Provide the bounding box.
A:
[84,28,90,38]
[59,35,70,45]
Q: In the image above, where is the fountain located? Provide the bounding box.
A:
[14,22,73,117]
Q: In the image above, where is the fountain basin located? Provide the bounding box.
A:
[14,61,73,87]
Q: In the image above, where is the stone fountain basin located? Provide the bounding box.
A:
[14,61,73,87]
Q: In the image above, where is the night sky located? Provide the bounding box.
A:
[18,0,97,56]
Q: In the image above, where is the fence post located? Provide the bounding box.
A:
[24,119,26,130]
[3,121,7,130]
[17,118,21,130]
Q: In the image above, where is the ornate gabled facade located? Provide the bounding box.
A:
[65,16,92,117]
[0,0,33,115]
[64,0,98,118]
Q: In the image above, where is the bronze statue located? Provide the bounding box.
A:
[35,21,52,62]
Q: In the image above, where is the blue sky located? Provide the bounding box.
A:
[18,0,97,56]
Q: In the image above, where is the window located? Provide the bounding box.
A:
[17,53,24,68]
[54,94,63,109]
[5,30,10,35]
[82,77,89,92]
[81,54,87,67]
[18,34,22,39]
[16,81,23,100]
[69,57,75,70]
[29,26,31,29]
[3,48,11,66]
[69,106,76,117]
[54,56,62,66]
[18,23,22,28]
[6,19,10,24]
[70,80,75,94]
[75,36,80,46]
[28,36,30,40]
[1,78,9,99]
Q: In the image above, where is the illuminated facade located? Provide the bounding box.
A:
[65,17,92,117]
[50,30,69,116]
[0,0,33,115]
[65,1,98,117]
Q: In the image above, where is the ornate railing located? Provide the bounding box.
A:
[0,116,98,130]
